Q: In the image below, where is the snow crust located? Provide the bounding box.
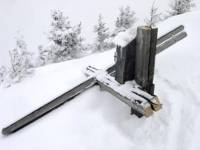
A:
[113,27,137,47]
[1,11,200,150]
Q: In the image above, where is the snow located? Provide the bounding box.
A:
[0,10,200,150]
[113,27,137,47]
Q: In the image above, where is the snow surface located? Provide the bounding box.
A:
[1,11,200,150]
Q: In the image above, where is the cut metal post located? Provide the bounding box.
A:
[132,26,158,115]
[115,46,126,84]
[135,26,158,93]
[115,39,136,84]
[147,28,158,95]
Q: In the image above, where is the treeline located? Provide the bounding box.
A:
[0,0,195,87]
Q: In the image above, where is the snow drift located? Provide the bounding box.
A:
[0,11,200,150]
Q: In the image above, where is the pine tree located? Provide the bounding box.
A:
[44,10,84,63]
[63,23,84,58]
[94,15,110,51]
[37,45,51,66]
[0,66,7,84]
[9,35,33,82]
[145,2,162,27]
[169,0,195,16]
[114,6,137,34]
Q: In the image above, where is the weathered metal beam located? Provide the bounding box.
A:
[115,46,126,84]
[157,25,184,45]
[132,27,158,115]
[106,65,116,74]
[2,65,118,136]
[135,26,151,89]
[2,77,97,135]
[86,66,161,117]
[156,32,187,54]
[98,81,153,117]
[130,88,161,111]
[115,38,136,84]
[147,28,158,95]
[135,26,158,93]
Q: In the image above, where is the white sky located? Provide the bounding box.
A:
[0,0,199,66]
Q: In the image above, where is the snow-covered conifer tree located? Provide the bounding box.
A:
[0,66,7,84]
[94,14,110,51]
[114,6,137,34]
[169,0,195,16]
[9,35,33,82]
[37,45,51,66]
[44,10,84,62]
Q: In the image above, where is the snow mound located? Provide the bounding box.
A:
[0,11,200,150]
